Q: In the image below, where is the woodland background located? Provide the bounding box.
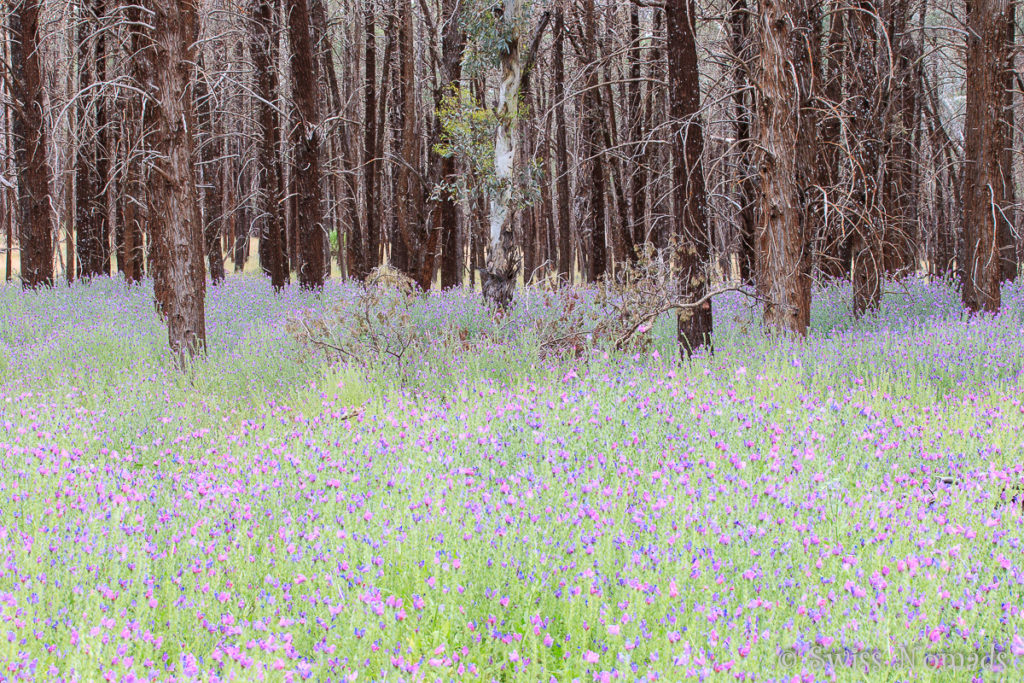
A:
[0,0,1018,354]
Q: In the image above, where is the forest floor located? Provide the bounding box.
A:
[1,276,1023,681]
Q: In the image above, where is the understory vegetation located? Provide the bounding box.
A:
[1,276,1023,681]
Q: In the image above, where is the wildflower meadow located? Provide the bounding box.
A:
[1,276,1023,682]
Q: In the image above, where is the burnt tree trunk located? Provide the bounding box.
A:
[648,10,671,251]
[362,3,380,275]
[602,68,632,270]
[666,0,713,354]
[816,4,849,280]
[627,3,647,255]
[251,0,288,289]
[286,0,326,289]
[730,0,757,284]
[75,0,110,279]
[754,0,817,334]
[120,8,146,285]
[848,0,885,316]
[963,0,1011,312]
[134,0,207,358]
[429,0,465,290]
[553,9,572,282]
[195,59,226,285]
[999,2,1018,281]
[582,0,607,282]
[924,67,963,278]
[393,0,423,284]
[10,0,54,289]
[2,100,11,282]
[310,0,360,280]
[882,0,922,277]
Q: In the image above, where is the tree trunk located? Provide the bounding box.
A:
[482,0,525,309]
[553,10,572,282]
[133,0,207,358]
[2,35,10,284]
[3,70,11,284]
[602,73,632,270]
[754,0,817,334]
[816,5,849,280]
[310,0,360,281]
[195,60,226,285]
[393,0,423,284]
[75,0,110,279]
[582,0,607,282]
[882,0,922,277]
[648,9,671,251]
[285,0,325,288]
[3,132,10,283]
[999,2,1018,281]
[666,0,713,354]
[627,4,648,254]
[963,0,1010,312]
[923,66,962,278]
[362,3,380,276]
[429,0,465,290]
[847,0,885,316]
[252,0,288,289]
[10,0,54,289]
[730,0,757,284]
[598,9,631,270]
[119,15,146,286]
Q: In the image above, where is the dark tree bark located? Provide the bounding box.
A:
[310,0,359,280]
[119,9,146,286]
[963,0,1011,312]
[362,3,380,276]
[601,62,632,269]
[816,5,849,281]
[626,3,647,255]
[648,9,671,252]
[286,0,326,289]
[251,0,288,289]
[923,72,963,278]
[286,158,297,270]
[582,0,607,282]
[998,2,1018,281]
[195,59,226,285]
[666,0,712,354]
[754,0,817,334]
[2,114,10,282]
[426,0,465,290]
[553,9,572,282]
[2,46,11,284]
[10,0,54,289]
[75,0,110,279]
[882,0,922,277]
[730,0,757,284]
[393,0,424,283]
[133,0,207,358]
[541,95,556,280]
[595,5,630,270]
[847,0,885,316]
[230,162,248,272]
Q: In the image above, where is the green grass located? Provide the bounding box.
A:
[0,277,1022,681]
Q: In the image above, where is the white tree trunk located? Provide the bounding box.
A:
[482,0,523,309]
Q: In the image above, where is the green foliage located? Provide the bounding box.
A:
[459,0,532,75]
[433,85,545,210]
[433,85,498,201]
